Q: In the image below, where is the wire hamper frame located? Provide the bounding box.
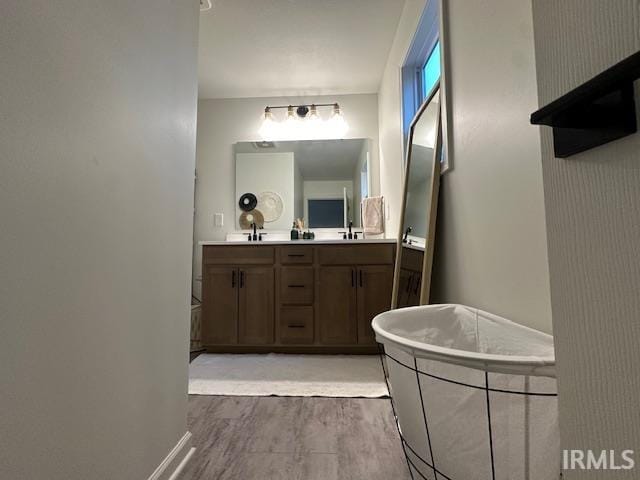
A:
[378,343,562,480]
[374,306,561,480]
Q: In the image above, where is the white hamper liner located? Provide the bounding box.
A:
[372,304,560,480]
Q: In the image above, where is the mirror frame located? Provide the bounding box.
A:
[391,83,442,308]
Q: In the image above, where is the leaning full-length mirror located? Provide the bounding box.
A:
[392,86,442,308]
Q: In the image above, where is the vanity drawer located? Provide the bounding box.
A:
[280,306,314,344]
[280,267,314,304]
[280,246,314,264]
[203,245,275,265]
[317,244,395,265]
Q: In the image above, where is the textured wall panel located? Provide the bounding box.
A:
[531,1,640,478]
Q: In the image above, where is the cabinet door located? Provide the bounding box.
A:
[318,266,357,344]
[238,267,275,345]
[408,271,423,306]
[397,269,414,308]
[202,266,238,344]
[357,265,394,345]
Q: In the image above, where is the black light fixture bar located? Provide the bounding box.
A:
[264,103,341,119]
[266,103,338,110]
[530,50,640,158]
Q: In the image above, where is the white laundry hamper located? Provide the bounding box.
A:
[372,304,560,480]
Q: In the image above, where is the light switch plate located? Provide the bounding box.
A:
[214,213,224,227]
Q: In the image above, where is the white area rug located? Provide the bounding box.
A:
[188,353,389,398]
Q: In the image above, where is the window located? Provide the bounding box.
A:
[401,0,450,172]
[401,1,441,144]
[421,41,441,100]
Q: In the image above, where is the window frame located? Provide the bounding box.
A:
[401,0,452,173]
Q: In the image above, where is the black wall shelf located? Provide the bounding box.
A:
[531,50,640,158]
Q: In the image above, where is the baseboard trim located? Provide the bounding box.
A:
[148,431,194,480]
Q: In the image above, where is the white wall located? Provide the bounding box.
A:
[378,0,428,240]
[532,1,640,475]
[0,1,199,479]
[236,152,295,230]
[194,93,379,298]
[293,158,304,220]
[430,0,552,333]
[352,141,370,226]
[379,0,552,333]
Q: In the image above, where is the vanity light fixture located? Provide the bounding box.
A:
[259,103,348,140]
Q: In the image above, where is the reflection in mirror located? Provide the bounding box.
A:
[392,86,442,308]
[234,139,371,230]
[403,89,439,248]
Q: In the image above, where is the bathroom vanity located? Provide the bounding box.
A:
[200,240,395,353]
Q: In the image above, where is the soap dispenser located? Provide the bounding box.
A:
[290,221,299,240]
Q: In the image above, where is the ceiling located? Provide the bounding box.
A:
[198,0,405,99]
[235,139,367,180]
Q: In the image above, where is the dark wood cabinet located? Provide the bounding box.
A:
[397,268,413,308]
[398,270,422,308]
[238,267,275,345]
[397,246,425,308]
[202,266,238,344]
[280,306,314,344]
[318,266,358,345]
[317,263,393,346]
[202,263,274,346]
[357,265,394,345]
[202,242,395,353]
[280,267,314,305]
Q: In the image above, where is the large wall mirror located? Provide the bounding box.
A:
[392,85,442,308]
[234,139,371,230]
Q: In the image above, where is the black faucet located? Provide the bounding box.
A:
[252,223,258,241]
[402,226,412,243]
[348,221,353,240]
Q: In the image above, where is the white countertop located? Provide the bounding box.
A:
[402,243,425,252]
[199,239,397,246]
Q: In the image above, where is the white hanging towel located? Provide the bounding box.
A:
[361,196,384,235]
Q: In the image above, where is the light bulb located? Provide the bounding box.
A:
[284,105,301,139]
[259,107,277,139]
[286,106,296,122]
[306,104,321,140]
[327,103,348,138]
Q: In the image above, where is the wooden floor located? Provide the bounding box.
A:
[178,395,410,480]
